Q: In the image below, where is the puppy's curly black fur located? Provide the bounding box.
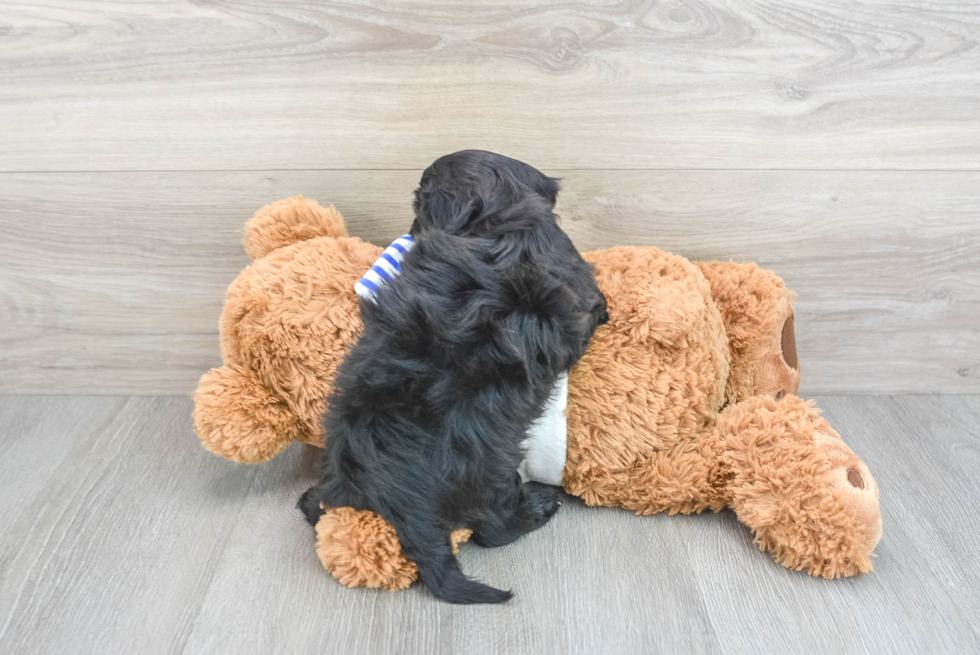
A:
[299,150,608,604]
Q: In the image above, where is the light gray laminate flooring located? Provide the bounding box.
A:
[0,395,977,654]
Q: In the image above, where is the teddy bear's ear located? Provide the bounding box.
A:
[243,196,349,260]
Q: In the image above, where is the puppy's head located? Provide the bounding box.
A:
[412,150,560,238]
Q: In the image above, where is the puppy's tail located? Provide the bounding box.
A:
[415,548,513,604]
[397,524,512,604]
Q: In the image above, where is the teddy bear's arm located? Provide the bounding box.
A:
[315,507,473,591]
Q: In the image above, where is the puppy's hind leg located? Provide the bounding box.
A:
[298,486,326,527]
[471,476,562,548]
[299,476,363,528]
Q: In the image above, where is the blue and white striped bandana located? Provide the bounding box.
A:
[354,234,415,302]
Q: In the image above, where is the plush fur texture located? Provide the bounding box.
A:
[697,261,801,402]
[314,505,472,591]
[194,199,381,463]
[298,151,607,604]
[193,196,882,591]
[717,396,881,578]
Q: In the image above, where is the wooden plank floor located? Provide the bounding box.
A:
[1,394,977,655]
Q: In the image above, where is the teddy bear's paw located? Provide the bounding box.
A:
[316,507,419,591]
[721,396,882,578]
[696,260,800,402]
[741,475,882,579]
[794,431,882,578]
[314,507,472,591]
[744,437,881,578]
[193,365,298,464]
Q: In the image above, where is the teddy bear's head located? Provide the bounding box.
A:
[194,197,381,463]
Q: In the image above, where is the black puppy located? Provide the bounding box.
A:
[299,150,608,604]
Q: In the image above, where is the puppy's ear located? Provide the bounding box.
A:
[413,189,484,235]
[493,313,540,381]
[534,175,560,207]
[494,276,584,376]
[427,191,460,227]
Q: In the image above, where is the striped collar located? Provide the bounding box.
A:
[355,235,414,302]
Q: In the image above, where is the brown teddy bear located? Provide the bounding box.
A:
[194,196,882,591]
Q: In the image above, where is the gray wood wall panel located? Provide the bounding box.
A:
[1,395,978,654]
[1,1,979,171]
[1,170,977,395]
[1,1,978,395]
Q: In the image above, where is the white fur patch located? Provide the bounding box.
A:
[518,373,568,487]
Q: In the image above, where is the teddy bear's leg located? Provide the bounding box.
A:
[565,380,734,516]
[570,438,733,516]
[717,395,882,578]
[469,476,562,548]
[695,261,800,401]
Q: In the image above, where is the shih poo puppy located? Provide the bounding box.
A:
[300,150,607,603]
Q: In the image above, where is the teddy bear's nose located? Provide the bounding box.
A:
[847,468,865,489]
